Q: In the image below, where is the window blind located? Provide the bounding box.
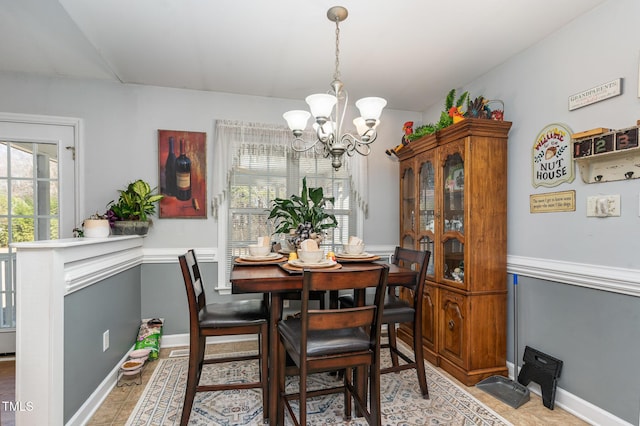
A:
[214,120,366,288]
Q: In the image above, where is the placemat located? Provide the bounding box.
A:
[335,255,381,263]
[233,256,287,266]
[279,262,342,274]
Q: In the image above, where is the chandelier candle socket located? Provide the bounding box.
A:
[283,6,386,170]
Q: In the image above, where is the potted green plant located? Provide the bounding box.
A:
[107,179,164,235]
[268,177,338,249]
[72,212,111,238]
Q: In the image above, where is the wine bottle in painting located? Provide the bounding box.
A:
[176,138,192,201]
[164,136,177,196]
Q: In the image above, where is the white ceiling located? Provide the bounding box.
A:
[0,0,607,112]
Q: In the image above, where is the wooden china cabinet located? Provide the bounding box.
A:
[396,118,512,386]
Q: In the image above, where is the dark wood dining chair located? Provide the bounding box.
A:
[338,247,431,398]
[277,265,389,426]
[178,249,269,426]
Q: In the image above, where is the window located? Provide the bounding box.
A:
[214,121,368,289]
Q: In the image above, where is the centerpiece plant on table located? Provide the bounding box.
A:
[268,177,338,249]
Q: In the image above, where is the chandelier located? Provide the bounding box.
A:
[283,6,387,170]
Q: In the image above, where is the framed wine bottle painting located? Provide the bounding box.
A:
[158,129,207,218]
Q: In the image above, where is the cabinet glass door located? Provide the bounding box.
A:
[400,164,415,248]
[442,152,464,284]
[418,158,435,277]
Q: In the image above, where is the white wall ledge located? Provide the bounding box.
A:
[508,255,640,298]
[13,235,144,426]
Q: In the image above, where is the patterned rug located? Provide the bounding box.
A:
[126,343,512,426]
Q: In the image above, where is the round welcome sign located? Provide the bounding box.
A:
[532,123,574,188]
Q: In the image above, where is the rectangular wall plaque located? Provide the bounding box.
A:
[568,78,622,111]
[530,190,576,213]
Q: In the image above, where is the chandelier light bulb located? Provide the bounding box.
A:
[355,97,387,122]
[305,94,337,121]
[353,117,379,136]
[283,110,311,134]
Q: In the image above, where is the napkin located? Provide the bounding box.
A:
[257,235,270,246]
[300,239,319,251]
[348,236,364,246]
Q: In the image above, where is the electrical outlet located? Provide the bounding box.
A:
[103,330,109,352]
[283,300,290,308]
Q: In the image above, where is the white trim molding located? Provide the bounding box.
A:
[142,247,217,264]
[508,255,640,298]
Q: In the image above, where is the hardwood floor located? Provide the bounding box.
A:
[0,345,589,425]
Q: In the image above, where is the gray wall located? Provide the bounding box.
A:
[509,275,640,422]
[421,0,639,423]
[64,266,141,423]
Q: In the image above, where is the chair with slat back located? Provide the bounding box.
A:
[179,249,269,425]
[277,264,389,426]
[338,247,431,398]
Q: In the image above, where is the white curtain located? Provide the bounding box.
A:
[212,119,369,218]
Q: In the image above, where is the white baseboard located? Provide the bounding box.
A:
[65,346,134,426]
[506,361,633,426]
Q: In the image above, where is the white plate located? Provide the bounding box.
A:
[336,251,373,259]
[239,252,281,261]
[288,259,337,268]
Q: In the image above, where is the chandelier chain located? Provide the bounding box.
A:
[333,20,341,82]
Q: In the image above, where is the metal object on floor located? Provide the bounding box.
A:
[476,375,530,408]
[117,366,144,387]
[476,273,530,409]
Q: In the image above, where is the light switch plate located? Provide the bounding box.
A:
[586,195,621,217]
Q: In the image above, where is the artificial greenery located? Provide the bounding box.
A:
[107,179,164,222]
[407,88,469,141]
[268,177,338,238]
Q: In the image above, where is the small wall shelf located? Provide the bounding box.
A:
[573,126,640,183]
[574,145,640,183]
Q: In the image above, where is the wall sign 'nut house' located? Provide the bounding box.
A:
[532,123,574,188]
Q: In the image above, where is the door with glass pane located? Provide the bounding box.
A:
[439,142,465,289]
[399,160,415,249]
[0,117,77,353]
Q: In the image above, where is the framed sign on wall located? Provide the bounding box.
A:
[532,123,575,188]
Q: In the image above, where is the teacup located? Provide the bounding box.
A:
[343,244,364,255]
[248,244,270,257]
[297,249,324,263]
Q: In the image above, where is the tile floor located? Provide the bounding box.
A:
[84,341,590,426]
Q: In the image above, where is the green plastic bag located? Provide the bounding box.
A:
[134,318,164,360]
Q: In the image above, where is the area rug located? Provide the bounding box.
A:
[126,343,512,426]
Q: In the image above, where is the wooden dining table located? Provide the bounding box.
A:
[230,259,417,425]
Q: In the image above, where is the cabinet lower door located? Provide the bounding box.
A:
[420,284,438,365]
[439,289,467,369]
